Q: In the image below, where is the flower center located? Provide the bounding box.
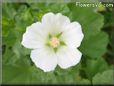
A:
[45,33,66,53]
[49,37,60,48]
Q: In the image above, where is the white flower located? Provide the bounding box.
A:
[21,12,84,72]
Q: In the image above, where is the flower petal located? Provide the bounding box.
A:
[41,12,70,35]
[42,12,70,25]
[41,12,55,24]
[31,48,57,72]
[57,47,82,69]
[61,22,84,48]
[21,22,47,49]
[55,13,70,26]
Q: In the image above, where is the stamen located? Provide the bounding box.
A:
[49,37,60,48]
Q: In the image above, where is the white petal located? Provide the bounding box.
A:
[55,13,70,26]
[30,48,57,72]
[42,12,70,25]
[41,12,55,24]
[61,22,84,48]
[41,12,70,35]
[57,47,82,69]
[21,22,47,49]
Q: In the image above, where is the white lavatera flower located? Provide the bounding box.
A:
[21,12,84,72]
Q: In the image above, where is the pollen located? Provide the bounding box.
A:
[49,37,60,48]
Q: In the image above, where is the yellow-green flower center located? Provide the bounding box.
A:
[46,33,66,52]
[49,37,60,48]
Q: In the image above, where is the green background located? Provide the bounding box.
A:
[2,1,114,85]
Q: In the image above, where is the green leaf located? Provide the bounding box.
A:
[68,3,108,58]
[92,69,114,84]
[2,60,81,84]
[2,30,16,47]
[68,3,104,38]
[0,55,1,84]
[2,16,14,37]
[80,32,108,58]
[2,3,16,20]
[76,79,91,84]
[85,57,109,79]
[2,58,40,84]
